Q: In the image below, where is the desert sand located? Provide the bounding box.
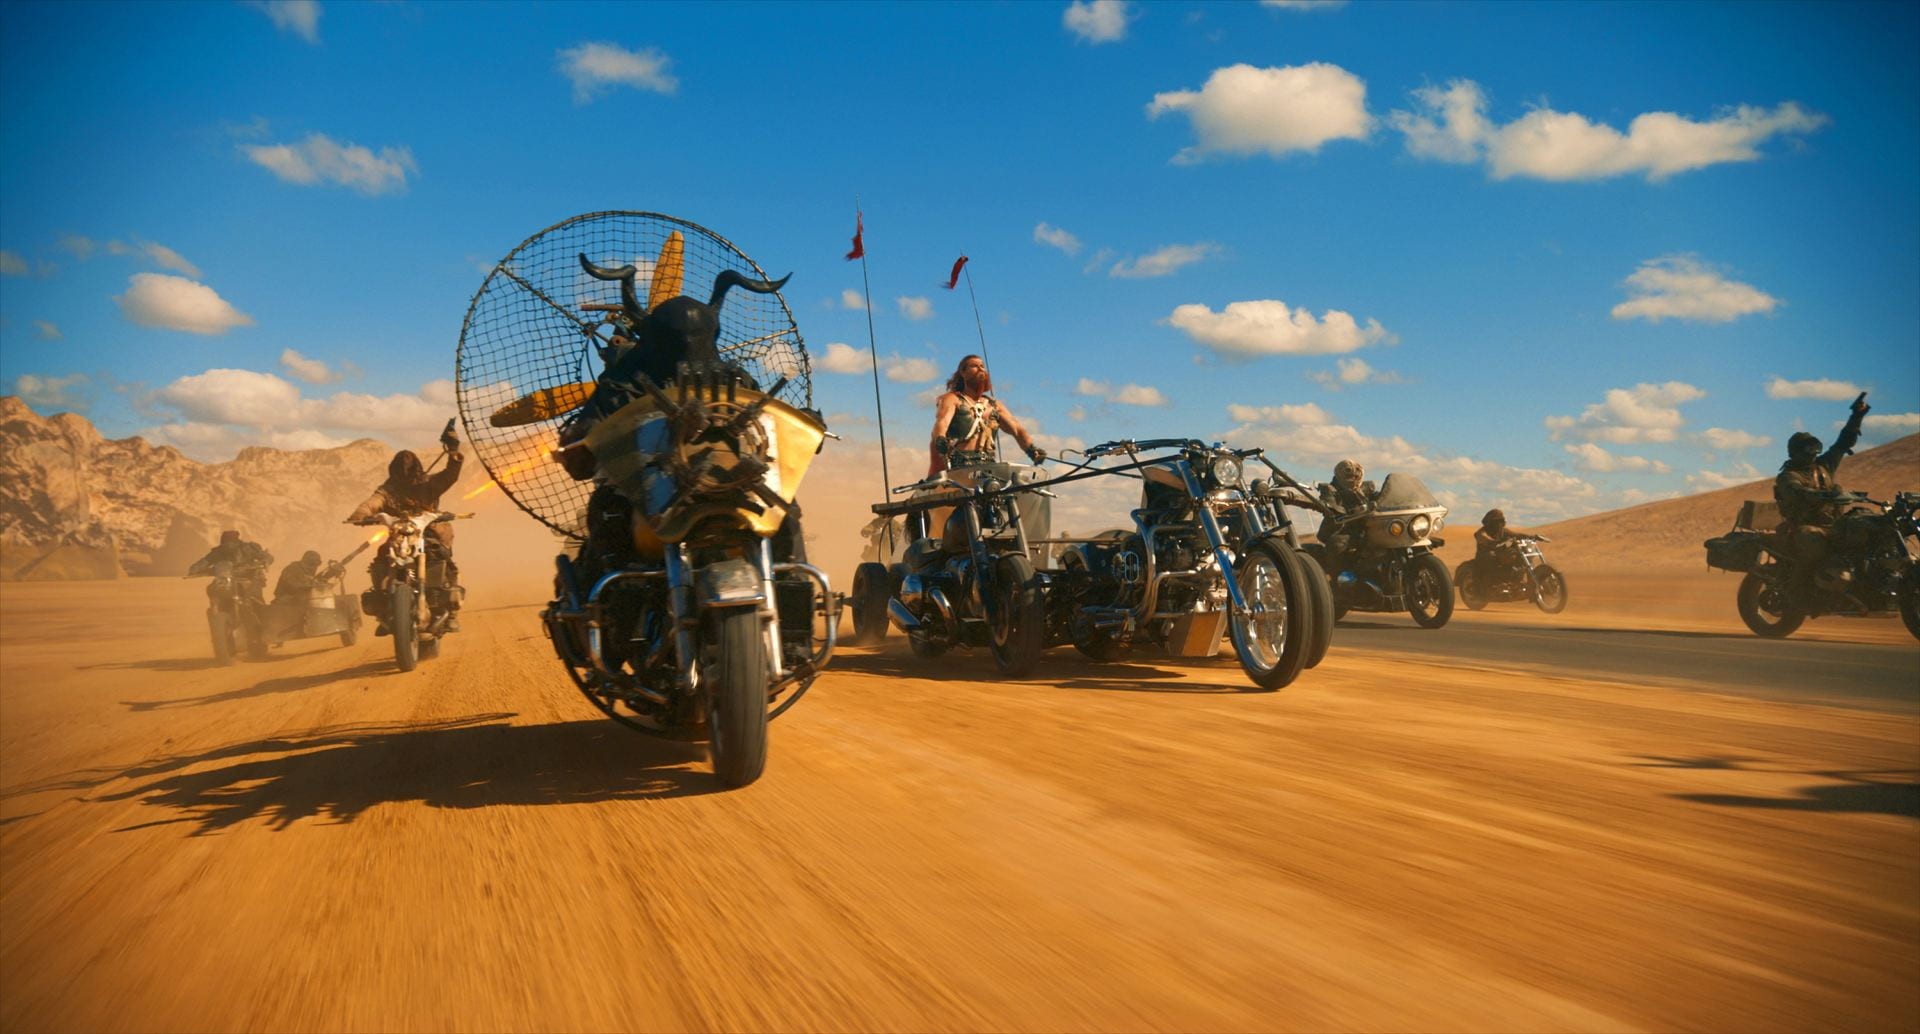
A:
[1,566,1915,1033]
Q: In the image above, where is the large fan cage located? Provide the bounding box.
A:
[454,211,810,537]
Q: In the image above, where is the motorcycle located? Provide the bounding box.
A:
[1044,439,1330,690]
[192,560,269,664]
[1298,473,1453,628]
[1705,491,1920,640]
[855,451,1051,676]
[1456,535,1568,613]
[356,510,470,671]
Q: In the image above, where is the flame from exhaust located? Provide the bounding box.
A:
[367,530,388,547]
[463,452,549,500]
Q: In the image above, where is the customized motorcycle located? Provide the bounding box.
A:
[1456,535,1568,613]
[191,560,269,664]
[855,453,1051,675]
[1299,473,1453,628]
[356,509,469,671]
[1045,439,1331,690]
[1705,492,1920,640]
[455,211,834,788]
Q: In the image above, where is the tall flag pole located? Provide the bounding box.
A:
[849,203,896,554]
[946,254,1000,457]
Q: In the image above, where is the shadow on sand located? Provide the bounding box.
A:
[1629,756,1920,819]
[88,713,718,835]
[830,645,1258,694]
[120,660,396,712]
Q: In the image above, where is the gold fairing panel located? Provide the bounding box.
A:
[582,389,828,551]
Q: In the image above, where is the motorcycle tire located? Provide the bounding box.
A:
[1736,572,1804,639]
[1228,538,1310,691]
[339,620,358,648]
[243,610,270,661]
[208,609,236,666]
[1406,553,1454,629]
[391,582,419,671]
[708,606,770,788]
[988,554,1045,677]
[849,561,891,645]
[1455,562,1488,611]
[1901,574,1920,642]
[1288,543,1334,670]
[1531,565,1570,614]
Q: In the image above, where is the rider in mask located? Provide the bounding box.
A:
[1315,459,1377,563]
[1473,509,1537,577]
[927,354,1044,476]
[346,425,464,631]
[1775,392,1871,589]
[273,549,342,604]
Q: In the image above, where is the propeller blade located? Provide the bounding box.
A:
[488,382,595,427]
[648,231,685,310]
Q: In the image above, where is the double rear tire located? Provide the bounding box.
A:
[849,562,891,645]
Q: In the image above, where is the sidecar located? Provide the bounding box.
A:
[262,586,362,648]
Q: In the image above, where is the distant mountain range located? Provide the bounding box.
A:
[0,396,395,580]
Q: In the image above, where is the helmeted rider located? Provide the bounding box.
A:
[273,549,342,604]
[1775,391,1871,590]
[346,423,464,632]
[187,529,273,604]
[927,354,1044,476]
[1315,459,1377,563]
[1473,508,1538,580]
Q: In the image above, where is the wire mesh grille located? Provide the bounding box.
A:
[454,211,810,537]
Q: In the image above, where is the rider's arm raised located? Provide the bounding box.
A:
[1823,392,1871,473]
[425,448,464,500]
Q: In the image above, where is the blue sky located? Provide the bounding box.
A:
[2,0,1915,523]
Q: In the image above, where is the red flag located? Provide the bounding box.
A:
[845,212,864,261]
[944,254,968,290]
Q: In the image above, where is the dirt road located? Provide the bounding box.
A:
[2,576,1916,1032]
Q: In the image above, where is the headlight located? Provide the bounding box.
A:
[1210,456,1242,486]
[1411,514,1431,538]
[1388,519,1407,538]
[1433,516,1444,533]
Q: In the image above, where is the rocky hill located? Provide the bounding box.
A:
[1435,433,1920,572]
[0,397,397,580]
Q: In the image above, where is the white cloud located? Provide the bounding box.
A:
[1618,487,1682,506]
[896,296,933,321]
[1861,412,1920,433]
[1545,381,1705,444]
[1147,63,1372,164]
[1168,298,1393,357]
[1564,442,1672,475]
[1225,401,1599,524]
[14,373,89,412]
[1310,356,1403,390]
[249,1,321,44]
[144,368,459,459]
[1261,0,1346,7]
[1109,242,1218,279]
[241,133,417,195]
[1687,461,1763,492]
[280,348,344,385]
[55,235,94,260]
[1697,427,1772,451]
[40,235,201,276]
[33,321,61,340]
[1611,255,1778,323]
[115,273,254,335]
[1063,0,1133,44]
[1068,405,1088,421]
[1034,222,1082,254]
[1765,376,1861,401]
[0,250,27,276]
[884,356,939,383]
[816,342,871,375]
[134,241,201,278]
[840,289,867,310]
[1076,379,1169,407]
[1388,79,1827,182]
[558,41,678,102]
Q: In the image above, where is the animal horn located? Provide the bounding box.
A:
[709,269,791,312]
[649,231,685,310]
[578,253,646,327]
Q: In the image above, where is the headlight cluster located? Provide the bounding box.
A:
[1209,455,1242,487]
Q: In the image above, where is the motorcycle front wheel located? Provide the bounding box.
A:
[391,582,419,671]
[1228,539,1310,691]
[707,606,770,788]
[208,609,236,666]
[1531,565,1569,614]
[1455,562,1488,611]
[1406,553,1454,629]
[849,561,891,645]
[988,554,1045,677]
[1736,572,1804,639]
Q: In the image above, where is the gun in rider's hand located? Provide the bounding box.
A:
[1852,391,1871,416]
